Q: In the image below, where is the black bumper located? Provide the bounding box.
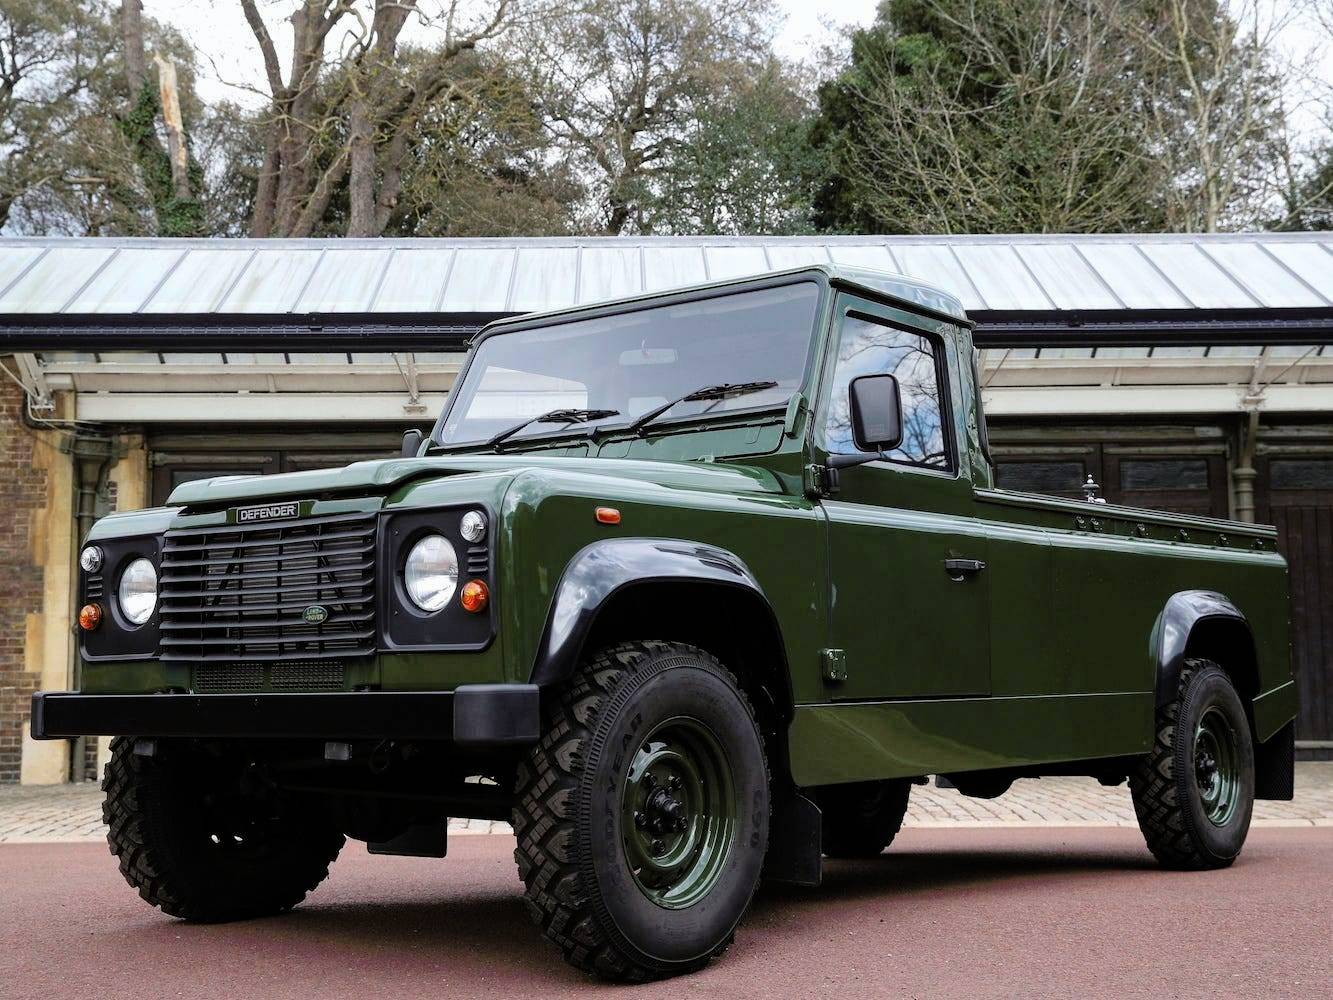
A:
[29,684,541,748]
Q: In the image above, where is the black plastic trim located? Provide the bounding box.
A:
[79,534,162,662]
[972,306,1333,347]
[528,537,791,708]
[1151,590,1255,709]
[30,684,540,746]
[378,505,496,652]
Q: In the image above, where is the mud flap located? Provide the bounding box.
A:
[763,791,822,886]
[368,818,449,858]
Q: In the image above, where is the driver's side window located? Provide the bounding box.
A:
[823,313,950,471]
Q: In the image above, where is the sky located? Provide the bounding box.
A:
[144,0,883,108]
[145,0,1326,140]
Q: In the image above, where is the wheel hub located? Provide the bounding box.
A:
[621,717,737,909]
[1194,706,1240,828]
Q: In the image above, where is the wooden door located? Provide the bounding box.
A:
[1258,456,1333,747]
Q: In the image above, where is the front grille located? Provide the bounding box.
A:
[271,661,345,691]
[193,661,345,693]
[194,663,264,693]
[160,512,377,663]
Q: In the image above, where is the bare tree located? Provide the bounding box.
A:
[517,0,778,234]
[0,0,117,230]
[239,0,526,237]
[817,0,1173,234]
[1123,0,1294,232]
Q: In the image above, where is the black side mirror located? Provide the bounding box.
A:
[827,374,903,472]
[401,428,424,458]
[849,373,903,453]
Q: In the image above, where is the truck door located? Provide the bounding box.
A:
[817,299,991,700]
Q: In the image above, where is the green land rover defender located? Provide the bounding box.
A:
[33,266,1297,981]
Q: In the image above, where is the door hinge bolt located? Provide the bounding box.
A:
[821,648,848,683]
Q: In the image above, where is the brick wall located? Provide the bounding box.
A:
[0,379,49,783]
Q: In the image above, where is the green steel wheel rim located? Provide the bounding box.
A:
[1194,705,1241,827]
[620,716,737,910]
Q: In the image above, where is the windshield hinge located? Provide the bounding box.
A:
[804,463,839,498]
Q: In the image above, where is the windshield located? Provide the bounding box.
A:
[435,282,821,447]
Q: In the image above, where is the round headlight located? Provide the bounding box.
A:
[460,510,487,543]
[118,558,158,625]
[404,535,458,612]
[79,545,104,573]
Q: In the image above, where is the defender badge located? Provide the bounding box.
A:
[302,605,329,625]
[234,500,301,523]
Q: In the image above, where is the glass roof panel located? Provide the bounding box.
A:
[1074,244,1190,309]
[294,248,391,312]
[1201,243,1326,308]
[0,246,115,312]
[439,248,515,312]
[703,245,768,280]
[1012,244,1120,310]
[510,247,578,311]
[827,244,896,271]
[1137,244,1259,307]
[1258,243,1333,304]
[143,248,255,313]
[577,247,642,304]
[889,244,984,310]
[951,244,1052,311]
[67,248,185,313]
[217,249,323,313]
[764,245,829,270]
[642,246,708,291]
[0,246,47,296]
[372,249,453,311]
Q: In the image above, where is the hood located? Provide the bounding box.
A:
[166,454,785,508]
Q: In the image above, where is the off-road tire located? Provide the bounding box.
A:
[1130,660,1255,870]
[512,641,770,982]
[102,737,345,921]
[818,779,912,858]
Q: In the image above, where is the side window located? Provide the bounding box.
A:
[823,314,951,471]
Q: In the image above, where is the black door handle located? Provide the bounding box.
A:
[944,558,986,577]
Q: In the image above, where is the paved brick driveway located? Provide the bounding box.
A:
[3,762,1330,844]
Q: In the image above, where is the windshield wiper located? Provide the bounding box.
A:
[485,408,620,450]
[626,381,779,436]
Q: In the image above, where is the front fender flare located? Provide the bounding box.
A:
[1150,590,1253,709]
[528,537,778,688]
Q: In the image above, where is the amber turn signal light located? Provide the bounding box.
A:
[594,506,621,525]
[460,579,489,613]
[78,603,103,631]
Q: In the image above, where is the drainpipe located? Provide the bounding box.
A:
[1233,408,1260,524]
[68,433,116,781]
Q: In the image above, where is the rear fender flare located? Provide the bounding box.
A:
[1150,590,1254,709]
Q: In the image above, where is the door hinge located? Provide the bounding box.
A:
[805,463,840,498]
[821,648,847,683]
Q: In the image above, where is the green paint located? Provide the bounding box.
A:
[74,266,1296,786]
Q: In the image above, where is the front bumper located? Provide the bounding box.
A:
[29,684,540,748]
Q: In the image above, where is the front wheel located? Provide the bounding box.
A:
[1130,660,1255,870]
[102,737,345,921]
[512,641,769,981]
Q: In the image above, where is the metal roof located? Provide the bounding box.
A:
[1,234,1330,317]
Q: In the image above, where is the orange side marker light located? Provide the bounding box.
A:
[79,603,103,630]
[595,506,621,525]
[460,579,489,613]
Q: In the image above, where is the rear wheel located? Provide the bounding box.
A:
[102,737,344,921]
[1130,660,1255,870]
[818,779,911,858]
[512,641,769,981]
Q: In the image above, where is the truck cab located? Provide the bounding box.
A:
[33,265,1297,981]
